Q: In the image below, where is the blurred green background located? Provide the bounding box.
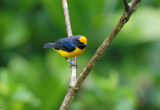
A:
[0,0,160,110]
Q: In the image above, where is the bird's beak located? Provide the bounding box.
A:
[83,43,87,46]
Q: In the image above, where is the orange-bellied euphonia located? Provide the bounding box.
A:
[43,35,87,65]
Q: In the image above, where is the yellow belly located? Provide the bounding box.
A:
[55,47,86,58]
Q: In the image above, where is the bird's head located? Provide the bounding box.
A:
[73,35,87,49]
[79,36,87,47]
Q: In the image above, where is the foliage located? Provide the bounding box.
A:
[0,0,160,110]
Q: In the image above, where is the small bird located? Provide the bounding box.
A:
[43,35,87,66]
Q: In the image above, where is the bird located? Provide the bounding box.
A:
[43,35,87,66]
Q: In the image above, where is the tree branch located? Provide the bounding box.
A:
[62,0,72,36]
[76,0,141,88]
[60,0,77,109]
[123,0,129,11]
[62,0,77,86]
[60,0,141,109]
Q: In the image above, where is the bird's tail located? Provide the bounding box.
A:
[43,43,55,48]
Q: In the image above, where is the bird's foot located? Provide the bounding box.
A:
[65,58,78,68]
[70,63,78,68]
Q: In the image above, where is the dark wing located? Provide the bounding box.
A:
[54,37,76,52]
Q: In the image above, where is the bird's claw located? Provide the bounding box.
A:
[70,64,78,68]
[65,58,78,68]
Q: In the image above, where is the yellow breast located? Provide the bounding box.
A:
[55,47,86,58]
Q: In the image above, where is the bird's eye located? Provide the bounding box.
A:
[79,36,87,44]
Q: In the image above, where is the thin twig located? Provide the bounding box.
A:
[62,0,72,36]
[123,0,129,11]
[62,0,77,86]
[60,0,77,110]
[60,0,141,109]
[129,0,141,10]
